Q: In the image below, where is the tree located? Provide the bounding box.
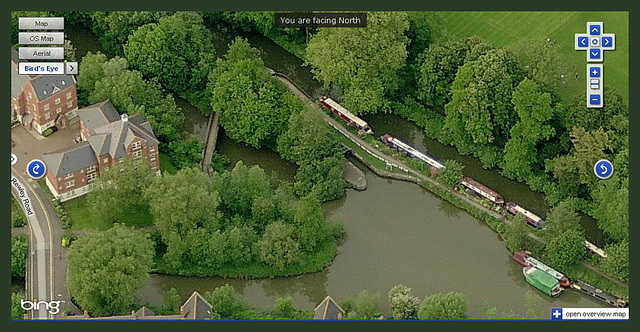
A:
[145,167,221,270]
[223,226,257,267]
[345,290,382,319]
[294,155,347,202]
[305,12,410,114]
[91,11,169,56]
[293,195,327,252]
[78,53,185,144]
[510,37,565,100]
[67,224,154,316]
[600,239,629,282]
[167,134,205,169]
[215,161,273,218]
[417,37,479,110]
[417,292,469,320]
[163,287,181,314]
[545,229,586,271]
[88,158,157,227]
[591,174,628,242]
[502,79,555,182]
[11,235,28,279]
[437,159,464,187]
[444,48,523,152]
[569,127,613,190]
[210,37,302,147]
[256,221,301,271]
[272,296,311,319]
[388,284,420,320]
[504,216,529,252]
[544,201,582,238]
[124,12,215,109]
[205,284,243,319]
[277,107,342,165]
[12,293,26,319]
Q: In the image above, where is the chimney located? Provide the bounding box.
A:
[180,305,185,319]
[131,310,136,319]
[83,310,89,318]
[121,114,128,122]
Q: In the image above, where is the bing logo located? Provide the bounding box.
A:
[20,299,64,315]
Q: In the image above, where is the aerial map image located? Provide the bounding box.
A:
[10,11,629,321]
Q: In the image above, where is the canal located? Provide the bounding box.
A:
[65,21,608,318]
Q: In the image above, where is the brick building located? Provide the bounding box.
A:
[11,48,78,134]
[42,100,160,202]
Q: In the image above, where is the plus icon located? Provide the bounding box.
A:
[575,21,616,62]
[551,308,563,320]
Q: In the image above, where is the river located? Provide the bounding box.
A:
[64,21,608,318]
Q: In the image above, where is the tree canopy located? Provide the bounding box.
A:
[67,224,154,316]
[418,291,469,320]
[305,12,410,114]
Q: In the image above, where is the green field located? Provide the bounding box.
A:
[438,11,629,104]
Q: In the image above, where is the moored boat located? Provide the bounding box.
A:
[523,266,564,297]
[570,280,628,308]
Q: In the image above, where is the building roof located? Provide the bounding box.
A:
[180,291,213,320]
[77,100,120,133]
[29,74,76,102]
[313,296,345,320]
[135,306,155,318]
[42,142,98,177]
[86,133,111,157]
[78,100,159,159]
[11,60,28,98]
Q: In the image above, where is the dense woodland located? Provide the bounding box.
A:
[10,11,629,317]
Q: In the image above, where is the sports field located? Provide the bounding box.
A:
[438,11,629,104]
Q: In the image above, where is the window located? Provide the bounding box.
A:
[87,173,98,183]
[87,172,97,183]
[56,107,62,114]
[65,180,75,188]
[87,165,96,173]
[66,92,72,100]
[44,112,50,120]
[55,98,61,105]
[132,141,142,150]
[43,104,50,111]
[133,150,142,159]
[103,158,109,164]
[67,101,73,109]
[65,173,74,179]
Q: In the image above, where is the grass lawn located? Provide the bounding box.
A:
[63,196,154,230]
[159,153,178,175]
[438,11,629,104]
[11,196,21,219]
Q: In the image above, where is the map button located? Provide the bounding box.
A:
[601,34,615,50]
[575,34,589,49]
[588,48,602,62]
[594,159,613,180]
[26,159,47,180]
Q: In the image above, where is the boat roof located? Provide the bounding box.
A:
[322,97,369,128]
[529,268,560,288]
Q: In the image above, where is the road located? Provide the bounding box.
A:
[11,168,66,319]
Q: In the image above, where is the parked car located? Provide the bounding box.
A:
[11,139,15,147]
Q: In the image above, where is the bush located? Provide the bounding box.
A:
[12,214,26,227]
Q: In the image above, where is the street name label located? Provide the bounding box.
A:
[11,177,34,216]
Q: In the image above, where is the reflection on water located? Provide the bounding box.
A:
[137,167,607,318]
[365,113,609,246]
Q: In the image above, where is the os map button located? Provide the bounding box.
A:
[27,159,46,180]
[594,159,613,180]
